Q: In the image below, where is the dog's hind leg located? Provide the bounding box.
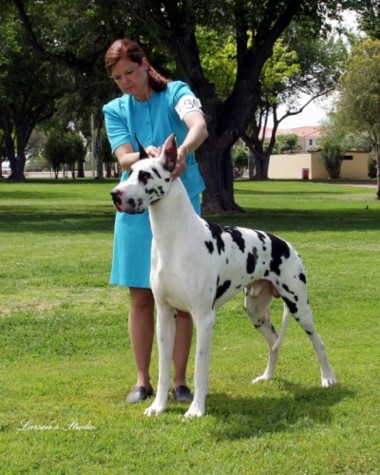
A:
[244,282,280,384]
[184,310,216,419]
[145,303,176,416]
[291,301,336,387]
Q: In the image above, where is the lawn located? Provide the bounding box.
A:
[0,179,379,474]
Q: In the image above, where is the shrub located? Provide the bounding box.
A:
[320,139,343,179]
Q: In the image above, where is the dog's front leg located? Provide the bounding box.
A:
[145,303,176,417]
[184,310,216,419]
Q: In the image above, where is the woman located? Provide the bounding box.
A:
[103,39,208,403]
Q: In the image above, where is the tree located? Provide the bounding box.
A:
[0,5,66,180]
[272,133,302,154]
[10,0,356,211]
[44,129,86,179]
[242,26,348,179]
[335,39,380,199]
[354,0,380,39]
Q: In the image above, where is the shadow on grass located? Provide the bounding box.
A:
[1,205,379,234]
[0,209,115,234]
[210,208,380,233]
[207,379,352,440]
[235,188,347,196]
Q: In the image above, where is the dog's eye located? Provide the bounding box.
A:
[138,170,152,185]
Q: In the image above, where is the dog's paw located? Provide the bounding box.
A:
[184,408,204,419]
[184,402,205,419]
[144,401,167,417]
[321,374,337,387]
[252,374,272,384]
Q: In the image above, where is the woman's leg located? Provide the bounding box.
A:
[173,311,193,389]
[128,287,155,389]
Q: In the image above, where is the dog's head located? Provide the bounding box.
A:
[110,134,178,214]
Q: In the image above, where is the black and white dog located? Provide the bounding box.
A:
[111,134,336,418]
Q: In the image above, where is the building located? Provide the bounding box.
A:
[284,126,321,150]
[268,150,369,180]
[264,125,322,151]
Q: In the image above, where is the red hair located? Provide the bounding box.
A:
[104,39,169,92]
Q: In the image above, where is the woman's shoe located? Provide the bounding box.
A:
[126,385,154,404]
[172,385,193,402]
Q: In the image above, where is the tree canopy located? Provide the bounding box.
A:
[2,0,363,211]
[335,38,380,199]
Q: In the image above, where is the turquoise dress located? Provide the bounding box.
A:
[103,81,205,288]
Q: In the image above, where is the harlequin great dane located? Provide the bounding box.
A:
[110,134,336,418]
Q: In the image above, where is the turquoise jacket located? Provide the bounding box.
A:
[103,80,205,288]
[103,80,205,198]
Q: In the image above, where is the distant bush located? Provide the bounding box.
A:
[45,130,86,179]
[320,139,343,179]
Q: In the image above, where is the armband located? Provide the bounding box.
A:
[175,95,203,120]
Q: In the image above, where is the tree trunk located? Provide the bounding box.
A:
[0,111,19,179]
[9,132,28,181]
[241,131,272,181]
[248,153,255,180]
[95,125,103,180]
[254,154,270,180]
[376,144,380,201]
[196,134,243,215]
[77,159,85,178]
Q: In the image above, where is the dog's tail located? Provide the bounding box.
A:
[272,304,291,352]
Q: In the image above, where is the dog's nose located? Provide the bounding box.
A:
[111,189,122,207]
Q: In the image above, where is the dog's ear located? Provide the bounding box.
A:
[135,135,149,159]
[162,134,177,172]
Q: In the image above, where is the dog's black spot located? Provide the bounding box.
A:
[225,227,245,253]
[256,231,266,245]
[283,296,298,315]
[205,241,214,254]
[127,198,136,208]
[138,170,153,185]
[254,318,264,329]
[305,329,313,336]
[152,167,162,178]
[264,270,269,277]
[206,222,225,254]
[145,184,165,200]
[216,280,231,299]
[213,277,231,307]
[299,272,307,284]
[282,283,294,295]
[268,233,291,276]
[246,248,258,274]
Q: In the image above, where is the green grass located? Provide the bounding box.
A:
[1,179,379,474]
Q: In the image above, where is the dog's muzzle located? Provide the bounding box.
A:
[110,188,144,214]
[111,189,123,212]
